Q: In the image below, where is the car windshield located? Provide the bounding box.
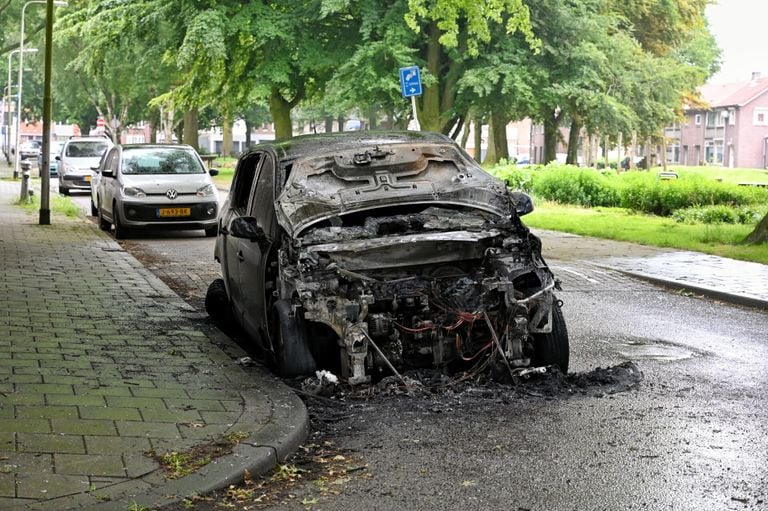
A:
[66,141,110,158]
[121,147,204,175]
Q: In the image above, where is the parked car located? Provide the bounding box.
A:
[58,137,113,195]
[206,132,568,383]
[37,141,64,177]
[93,144,219,239]
[18,140,41,160]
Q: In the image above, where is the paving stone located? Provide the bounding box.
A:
[140,408,203,423]
[15,383,73,395]
[45,395,106,407]
[129,387,190,399]
[78,406,142,421]
[0,419,50,434]
[0,474,16,498]
[54,453,126,477]
[115,421,181,439]
[17,433,84,454]
[164,398,227,412]
[16,406,78,420]
[51,419,116,436]
[85,435,152,456]
[15,472,91,499]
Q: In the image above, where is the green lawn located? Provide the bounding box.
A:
[211,157,236,190]
[667,165,768,184]
[524,202,768,264]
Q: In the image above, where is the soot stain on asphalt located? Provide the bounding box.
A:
[297,361,644,434]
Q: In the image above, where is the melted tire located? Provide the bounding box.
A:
[205,279,234,324]
[273,300,317,378]
[531,300,569,373]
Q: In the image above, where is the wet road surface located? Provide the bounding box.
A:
[70,192,768,510]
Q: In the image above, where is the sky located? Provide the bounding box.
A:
[706,0,768,84]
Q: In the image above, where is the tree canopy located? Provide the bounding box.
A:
[0,0,719,160]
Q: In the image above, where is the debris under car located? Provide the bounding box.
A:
[207,131,569,384]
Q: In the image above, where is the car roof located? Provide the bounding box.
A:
[118,144,196,150]
[246,131,454,163]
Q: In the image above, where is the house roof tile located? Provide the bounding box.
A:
[699,77,768,108]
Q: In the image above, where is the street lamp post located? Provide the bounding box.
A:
[14,0,67,180]
[5,48,38,165]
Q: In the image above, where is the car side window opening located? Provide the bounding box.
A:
[230,153,262,212]
[249,155,275,229]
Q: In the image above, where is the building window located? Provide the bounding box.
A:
[706,110,725,127]
[705,140,724,165]
[694,114,702,126]
[753,108,768,126]
[666,143,680,163]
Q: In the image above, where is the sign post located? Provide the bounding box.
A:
[399,66,422,131]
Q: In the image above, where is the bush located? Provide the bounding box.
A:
[672,204,768,224]
[529,165,620,207]
[488,164,534,193]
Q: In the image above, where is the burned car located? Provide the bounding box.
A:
[208,132,568,383]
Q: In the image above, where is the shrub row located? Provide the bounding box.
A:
[671,204,768,225]
[490,164,768,217]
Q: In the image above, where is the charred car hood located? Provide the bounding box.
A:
[275,142,511,236]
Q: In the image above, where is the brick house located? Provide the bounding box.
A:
[670,73,768,168]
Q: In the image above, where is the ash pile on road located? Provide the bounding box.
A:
[297,361,644,403]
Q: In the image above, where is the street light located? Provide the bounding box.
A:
[4,48,38,162]
[14,0,67,179]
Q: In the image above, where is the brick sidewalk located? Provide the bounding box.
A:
[0,178,307,510]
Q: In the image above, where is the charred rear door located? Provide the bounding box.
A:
[237,152,278,347]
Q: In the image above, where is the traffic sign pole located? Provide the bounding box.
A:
[410,96,420,131]
[399,66,423,131]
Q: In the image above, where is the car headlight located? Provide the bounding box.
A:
[122,186,146,198]
[196,184,215,197]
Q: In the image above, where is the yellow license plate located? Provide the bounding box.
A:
[84,175,91,182]
[158,207,191,218]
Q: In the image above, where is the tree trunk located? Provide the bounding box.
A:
[244,119,252,148]
[491,111,509,162]
[566,119,581,165]
[269,88,293,140]
[543,112,561,164]
[617,132,623,170]
[629,131,637,169]
[745,213,768,243]
[473,118,482,163]
[367,106,378,130]
[661,135,668,172]
[337,115,345,132]
[418,24,443,132]
[484,120,497,166]
[460,112,472,149]
[222,111,233,157]
[182,108,198,150]
[325,116,334,133]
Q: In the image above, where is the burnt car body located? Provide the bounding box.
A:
[210,132,568,383]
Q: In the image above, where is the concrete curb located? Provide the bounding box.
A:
[607,267,768,311]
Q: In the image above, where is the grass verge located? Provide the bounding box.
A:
[525,202,768,264]
[15,192,81,218]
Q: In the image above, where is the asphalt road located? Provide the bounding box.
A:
[70,191,768,510]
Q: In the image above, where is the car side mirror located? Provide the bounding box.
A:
[509,191,534,216]
[208,168,219,177]
[101,169,114,178]
[90,166,100,171]
[229,216,271,249]
[55,155,60,161]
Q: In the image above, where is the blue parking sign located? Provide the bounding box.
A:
[399,66,422,98]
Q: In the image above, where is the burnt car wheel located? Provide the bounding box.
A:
[272,300,317,378]
[205,278,235,324]
[531,300,569,373]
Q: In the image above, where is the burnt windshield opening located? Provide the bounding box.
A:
[298,205,506,245]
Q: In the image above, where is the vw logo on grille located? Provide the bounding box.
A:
[166,189,178,200]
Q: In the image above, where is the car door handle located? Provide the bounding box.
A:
[237,250,244,262]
